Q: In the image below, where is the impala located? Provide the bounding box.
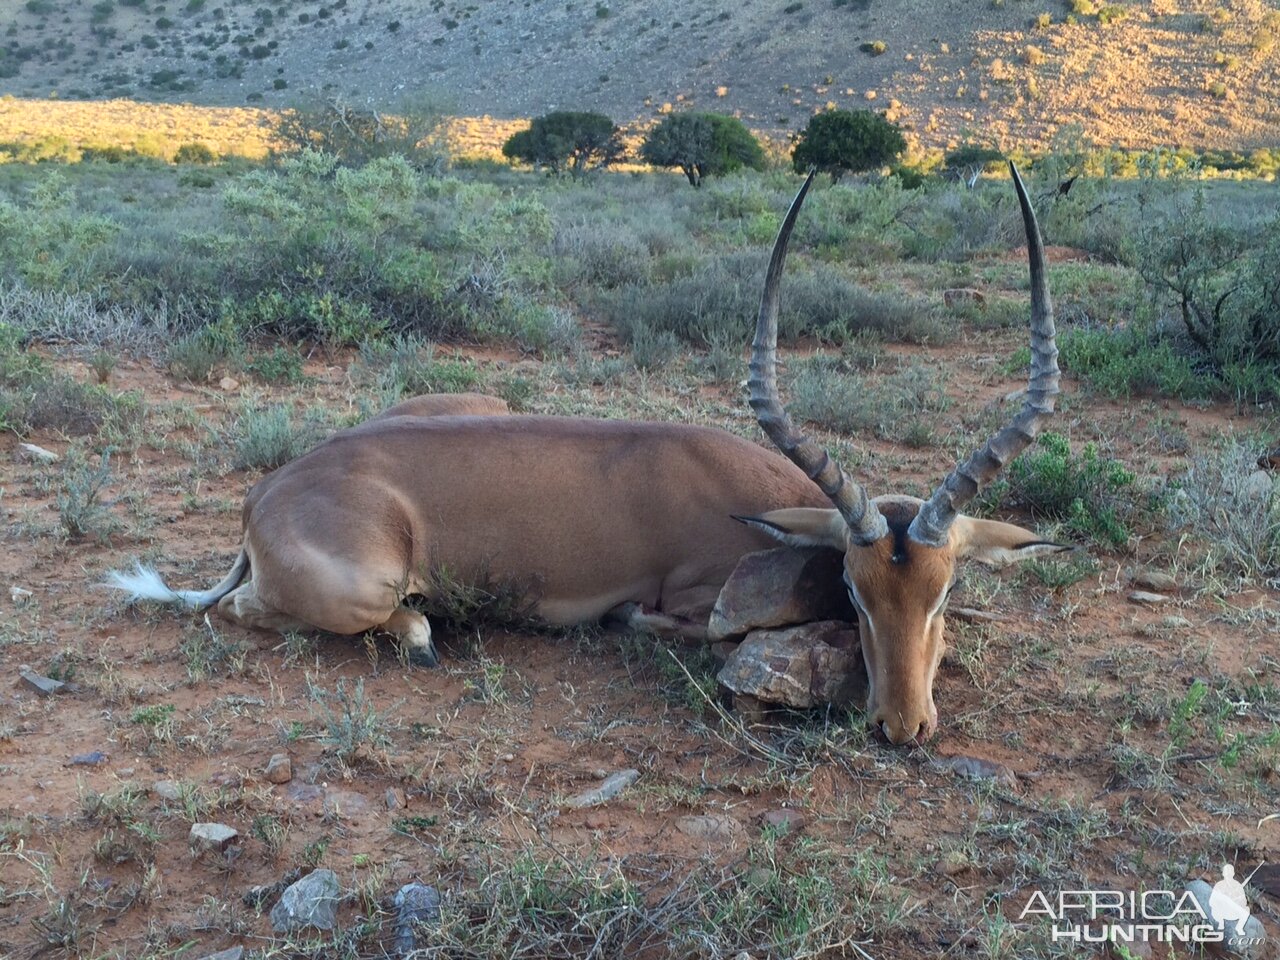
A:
[107,163,1064,744]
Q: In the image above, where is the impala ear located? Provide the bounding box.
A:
[733,508,847,550]
[952,515,1073,567]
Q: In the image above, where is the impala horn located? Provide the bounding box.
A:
[908,162,1060,547]
[749,169,888,546]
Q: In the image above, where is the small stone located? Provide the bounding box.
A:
[708,548,854,642]
[69,751,108,766]
[152,780,181,801]
[760,809,806,835]
[930,756,1018,791]
[190,822,239,852]
[393,882,442,956]
[936,851,971,877]
[385,787,406,811]
[197,949,244,960]
[1130,568,1179,592]
[323,789,371,819]
[675,814,745,844]
[1161,615,1193,629]
[10,586,33,604]
[270,868,341,933]
[1128,591,1170,606]
[264,754,292,784]
[717,622,866,709]
[564,769,640,809]
[500,753,515,762]
[17,442,58,464]
[1243,469,1274,502]
[19,669,64,696]
[219,376,240,392]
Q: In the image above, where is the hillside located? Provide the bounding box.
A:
[1,0,1279,152]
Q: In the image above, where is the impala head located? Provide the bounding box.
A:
[741,164,1069,745]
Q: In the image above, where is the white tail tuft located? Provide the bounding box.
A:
[102,564,219,609]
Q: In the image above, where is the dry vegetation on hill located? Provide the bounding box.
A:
[1,0,1279,154]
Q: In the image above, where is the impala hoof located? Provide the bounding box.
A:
[405,643,440,668]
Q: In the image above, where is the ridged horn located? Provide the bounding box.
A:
[748,169,888,546]
[908,162,1060,547]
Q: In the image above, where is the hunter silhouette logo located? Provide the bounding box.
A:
[1210,864,1251,938]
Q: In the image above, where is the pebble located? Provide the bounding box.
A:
[393,882,441,956]
[930,755,1018,791]
[564,769,640,809]
[264,754,292,784]
[10,586,33,604]
[152,780,182,801]
[270,868,341,932]
[69,751,108,766]
[190,823,239,852]
[385,787,406,811]
[219,376,240,392]
[1128,591,1170,606]
[760,809,806,835]
[1130,568,1180,592]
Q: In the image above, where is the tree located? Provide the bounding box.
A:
[943,144,1006,187]
[790,109,906,182]
[640,112,766,187]
[501,111,624,178]
[274,94,450,169]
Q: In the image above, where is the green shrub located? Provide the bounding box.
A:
[174,142,216,164]
[1170,443,1280,580]
[1059,326,1207,400]
[232,405,318,470]
[982,432,1138,548]
[789,356,948,446]
[640,112,766,187]
[57,448,120,542]
[502,111,624,179]
[791,110,906,181]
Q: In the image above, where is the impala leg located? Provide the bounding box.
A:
[381,604,439,667]
[607,602,708,644]
[217,581,311,634]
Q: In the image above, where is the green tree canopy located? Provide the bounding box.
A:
[640,112,766,186]
[790,109,906,182]
[501,111,624,178]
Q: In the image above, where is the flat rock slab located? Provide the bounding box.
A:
[1128,591,1170,606]
[675,814,745,845]
[19,669,65,696]
[564,769,640,809]
[717,621,866,709]
[1129,567,1180,593]
[270,868,341,933]
[393,883,442,956]
[708,547,854,642]
[930,756,1018,791]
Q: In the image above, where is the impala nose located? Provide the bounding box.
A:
[874,710,938,746]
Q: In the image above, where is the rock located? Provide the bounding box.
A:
[10,586,33,604]
[1129,568,1180,593]
[190,823,239,852]
[385,787,406,810]
[707,548,854,642]
[17,442,58,464]
[760,809,806,835]
[69,751,108,766]
[948,607,1009,624]
[197,949,244,960]
[936,851,972,877]
[1185,879,1266,957]
[219,376,240,393]
[709,641,738,669]
[244,870,301,908]
[1243,469,1274,502]
[263,754,292,784]
[19,668,64,696]
[152,780,181,801]
[731,692,769,724]
[1128,591,1170,606]
[270,868,341,933]
[943,288,986,309]
[393,882,441,956]
[323,789,371,819]
[717,622,866,709]
[675,814,745,844]
[564,769,640,809]
[930,756,1018,791]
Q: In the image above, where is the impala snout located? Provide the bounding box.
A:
[871,700,939,746]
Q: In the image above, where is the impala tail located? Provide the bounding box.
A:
[103,550,249,611]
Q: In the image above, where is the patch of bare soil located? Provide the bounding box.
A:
[1,337,1277,958]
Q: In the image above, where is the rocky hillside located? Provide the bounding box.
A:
[2,0,1279,152]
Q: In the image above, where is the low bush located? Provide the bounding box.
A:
[789,356,948,446]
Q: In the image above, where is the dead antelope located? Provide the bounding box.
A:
[106,164,1063,745]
